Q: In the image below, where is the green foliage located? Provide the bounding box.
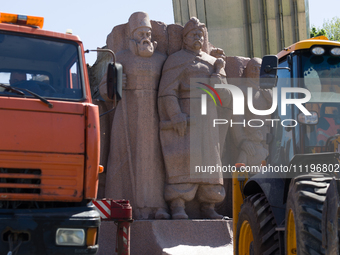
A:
[310,27,326,38]
[322,17,340,41]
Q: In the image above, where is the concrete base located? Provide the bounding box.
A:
[98,219,233,255]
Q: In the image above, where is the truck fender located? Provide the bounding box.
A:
[243,172,286,227]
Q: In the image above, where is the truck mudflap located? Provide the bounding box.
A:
[0,205,100,255]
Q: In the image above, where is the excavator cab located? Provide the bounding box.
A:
[234,37,340,255]
[261,41,340,166]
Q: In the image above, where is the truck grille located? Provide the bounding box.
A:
[0,168,41,194]
[0,152,84,206]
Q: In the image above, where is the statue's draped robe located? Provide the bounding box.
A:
[105,50,167,212]
[158,49,230,185]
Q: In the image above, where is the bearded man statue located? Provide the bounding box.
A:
[101,12,169,220]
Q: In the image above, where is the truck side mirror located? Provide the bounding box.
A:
[107,62,123,104]
[260,55,278,89]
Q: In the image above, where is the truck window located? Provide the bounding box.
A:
[303,49,340,102]
[0,32,84,100]
[269,58,295,166]
[301,48,340,150]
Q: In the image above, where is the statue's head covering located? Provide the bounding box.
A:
[182,17,205,37]
[128,12,152,36]
[246,57,262,68]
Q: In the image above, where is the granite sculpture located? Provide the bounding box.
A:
[157,17,231,219]
[231,58,272,166]
[93,12,270,219]
[100,12,169,220]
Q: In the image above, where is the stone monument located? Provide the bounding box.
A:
[157,17,231,219]
[94,12,267,221]
[100,12,169,220]
[236,128,268,167]
[90,11,270,255]
[231,57,272,165]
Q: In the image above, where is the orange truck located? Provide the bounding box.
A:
[0,13,117,254]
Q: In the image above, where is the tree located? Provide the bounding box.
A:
[310,26,327,38]
[322,16,340,41]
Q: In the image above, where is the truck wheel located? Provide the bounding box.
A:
[285,175,332,255]
[321,178,340,255]
[236,193,280,255]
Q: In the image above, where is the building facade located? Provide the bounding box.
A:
[172,0,310,57]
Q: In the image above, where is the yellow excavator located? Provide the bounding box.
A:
[233,36,340,254]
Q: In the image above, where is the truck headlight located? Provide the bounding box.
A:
[56,228,85,246]
[331,47,340,56]
[311,47,325,55]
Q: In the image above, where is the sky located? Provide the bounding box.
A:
[1,0,175,65]
[1,0,340,65]
[309,0,340,28]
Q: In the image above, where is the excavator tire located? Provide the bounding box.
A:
[236,193,280,255]
[322,178,340,255]
[285,174,332,255]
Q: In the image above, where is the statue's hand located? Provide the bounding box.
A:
[210,48,226,59]
[173,118,187,137]
[241,140,256,156]
[211,72,231,106]
[211,58,226,85]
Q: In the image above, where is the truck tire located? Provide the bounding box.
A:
[322,178,340,255]
[236,193,280,255]
[285,174,332,255]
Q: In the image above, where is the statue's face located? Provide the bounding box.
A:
[248,63,261,79]
[133,27,152,43]
[131,27,154,57]
[184,28,204,52]
[246,61,261,88]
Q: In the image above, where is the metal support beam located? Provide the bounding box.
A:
[278,0,285,49]
[293,0,300,42]
[262,0,270,54]
[244,0,254,58]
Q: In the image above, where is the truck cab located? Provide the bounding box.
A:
[0,13,101,254]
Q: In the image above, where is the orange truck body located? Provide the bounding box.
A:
[0,14,101,254]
